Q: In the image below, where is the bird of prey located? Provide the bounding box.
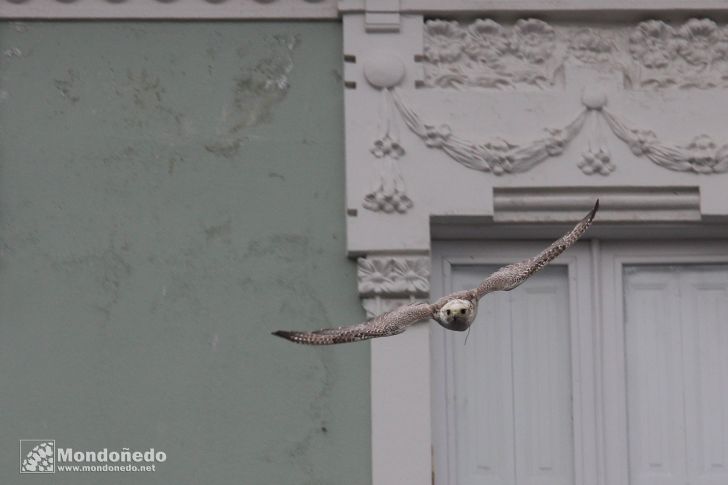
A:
[273,200,599,345]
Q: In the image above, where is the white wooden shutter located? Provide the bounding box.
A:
[443,265,574,485]
[624,264,728,485]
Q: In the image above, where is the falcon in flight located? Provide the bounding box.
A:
[273,200,599,345]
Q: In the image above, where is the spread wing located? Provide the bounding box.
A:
[272,302,435,345]
[274,200,599,345]
[470,199,599,299]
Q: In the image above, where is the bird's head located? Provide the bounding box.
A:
[435,298,477,332]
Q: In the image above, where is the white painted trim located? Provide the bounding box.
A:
[371,323,433,485]
[0,0,338,19]
[589,239,607,485]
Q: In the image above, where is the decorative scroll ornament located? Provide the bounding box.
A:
[391,89,587,174]
[423,18,566,89]
[601,110,728,173]
[358,256,430,318]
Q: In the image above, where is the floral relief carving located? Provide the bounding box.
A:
[624,128,658,156]
[357,256,430,297]
[424,20,467,64]
[465,19,509,65]
[682,135,728,173]
[362,159,414,213]
[625,18,728,89]
[423,124,452,148]
[364,90,413,214]
[422,17,728,90]
[389,258,430,294]
[422,18,565,89]
[628,20,677,69]
[511,19,556,64]
[371,135,404,159]
[392,89,587,174]
[357,258,394,295]
[569,29,615,63]
[578,147,615,175]
[602,110,728,173]
[357,256,430,318]
[385,86,728,175]
[674,19,717,66]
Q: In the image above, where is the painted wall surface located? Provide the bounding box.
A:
[0,22,371,484]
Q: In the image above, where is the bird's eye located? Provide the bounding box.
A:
[460,309,466,314]
[446,309,451,315]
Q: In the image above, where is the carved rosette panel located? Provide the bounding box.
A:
[357,256,430,318]
[422,17,728,91]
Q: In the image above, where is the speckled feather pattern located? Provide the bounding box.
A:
[272,302,435,345]
[473,199,599,298]
[273,200,599,345]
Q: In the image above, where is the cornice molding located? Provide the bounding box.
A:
[0,0,338,19]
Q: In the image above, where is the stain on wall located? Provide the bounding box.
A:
[205,34,300,158]
[0,21,369,485]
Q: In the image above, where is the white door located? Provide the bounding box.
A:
[432,239,728,485]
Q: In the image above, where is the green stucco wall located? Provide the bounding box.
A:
[0,21,370,484]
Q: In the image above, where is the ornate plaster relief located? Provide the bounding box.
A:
[342,13,728,485]
[357,255,430,317]
[344,15,728,257]
[421,18,728,91]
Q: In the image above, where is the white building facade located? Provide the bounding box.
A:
[339,4,728,485]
